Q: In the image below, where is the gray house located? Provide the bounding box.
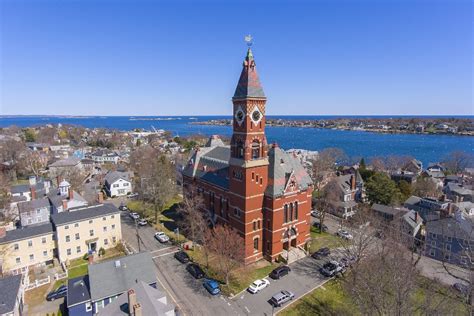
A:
[0,274,23,316]
[424,214,473,268]
[18,198,51,227]
[67,252,159,316]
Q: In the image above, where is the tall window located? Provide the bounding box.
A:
[295,202,298,220]
[254,238,259,250]
[237,140,244,158]
[290,203,294,221]
[251,140,260,159]
[284,204,288,223]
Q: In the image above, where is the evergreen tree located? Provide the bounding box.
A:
[365,172,401,205]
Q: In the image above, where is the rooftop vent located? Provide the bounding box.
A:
[115,260,121,268]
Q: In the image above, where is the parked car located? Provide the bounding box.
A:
[154,232,170,243]
[137,219,148,226]
[174,251,190,264]
[313,222,328,232]
[269,290,295,307]
[128,193,139,199]
[452,283,470,296]
[129,212,140,220]
[247,278,270,294]
[340,255,356,268]
[311,247,331,259]
[320,260,345,277]
[119,205,128,211]
[46,285,67,301]
[310,210,320,218]
[269,265,291,280]
[186,263,205,279]
[337,229,353,240]
[203,279,221,295]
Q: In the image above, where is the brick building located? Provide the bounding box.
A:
[183,48,313,264]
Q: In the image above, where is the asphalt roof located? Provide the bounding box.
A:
[100,281,174,316]
[372,204,409,217]
[67,275,91,307]
[18,198,51,213]
[105,171,132,185]
[426,217,473,240]
[49,156,81,168]
[0,222,53,244]
[51,203,119,226]
[88,252,157,301]
[0,274,22,314]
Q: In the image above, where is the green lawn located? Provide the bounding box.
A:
[68,263,88,279]
[281,279,357,316]
[310,228,344,252]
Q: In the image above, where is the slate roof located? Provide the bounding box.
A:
[0,222,53,244]
[49,156,81,168]
[266,146,313,198]
[0,274,22,314]
[88,252,156,301]
[100,281,175,316]
[47,188,87,209]
[372,203,409,217]
[402,210,423,231]
[67,276,90,307]
[10,180,50,196]
[233,48,266,99]
[105,171,132,185]
[18,198,50,213]
[205,135,225,147]
[426,217,473,240]
[51,203,119,226]
[446,183,473,196]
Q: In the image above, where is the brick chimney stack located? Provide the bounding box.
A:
[350,175,356,190]
[68,188,74,200]
[56,176,61,187]
[30,187,37,200]
[133,303,142,316]
[127,290,136,316]
[0,226,6,238]
[62,199,68,211]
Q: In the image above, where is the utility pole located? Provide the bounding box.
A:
[135,218,141,252]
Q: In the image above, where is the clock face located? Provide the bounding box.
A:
[234,107,245,126]
[250,106,263,125]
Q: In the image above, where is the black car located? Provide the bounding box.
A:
[269,265,291,280]
[46,285,67,301]
[174,251,190,264]
[186,263,205,279]
[313,222,328,232]
[311,247,331,259]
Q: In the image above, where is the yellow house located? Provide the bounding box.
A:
[51,204,122,263]
[0,223,55,274]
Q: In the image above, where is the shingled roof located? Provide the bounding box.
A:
[266,146,313,198]
[233,48,266,100]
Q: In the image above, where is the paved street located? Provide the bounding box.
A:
[119,210,332,316]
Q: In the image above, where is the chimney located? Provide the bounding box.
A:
[127,290,137,316]
[62,199,68,211]
[68,188,74,200]
[30,187,37,200]
[0,226,6,238]
[98,192,104,204]
[455,195,460,203]
[440,194,446,202]
[133,303,142,316]
[350,175,356,190]
[56,176,61,187]
[88,253,94,264]
[414,211,418,223]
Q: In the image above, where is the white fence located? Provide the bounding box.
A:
[24,276,51,292]
[54,271,68,280]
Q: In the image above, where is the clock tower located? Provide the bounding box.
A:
[229,47,269,263]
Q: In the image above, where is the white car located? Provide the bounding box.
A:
[337,229,353,240]
[154,232,170,243]
[247,278,270,294]
[310,210,320,218]
[129,212,140,220]
[137,219,148,226]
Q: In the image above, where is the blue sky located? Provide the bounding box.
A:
[0,0,472,116]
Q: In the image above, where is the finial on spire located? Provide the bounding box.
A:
[244,34,253,47]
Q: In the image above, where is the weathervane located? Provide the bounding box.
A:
[244,34,253,47]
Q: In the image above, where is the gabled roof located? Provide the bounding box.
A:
[18,198,50,213]
[100,281,175,316]
[88,252,156,301]
[105,171,132,185]
[49,156,81,168]
[0,222,53,244]
[0,274,22,314]
[266,146,313,197]
[51,203,119,226]
[233,48,266,100]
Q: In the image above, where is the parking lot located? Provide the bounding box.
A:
[119,208,345,316]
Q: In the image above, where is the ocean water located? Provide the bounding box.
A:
[1,115,473,166]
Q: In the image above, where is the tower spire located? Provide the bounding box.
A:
[233,36,265,100]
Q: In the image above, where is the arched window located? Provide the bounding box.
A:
[237,140,244,158]
[284,204,288,223]
[295,202,298,220]
[290,203,294,221]
[251,140,260,159]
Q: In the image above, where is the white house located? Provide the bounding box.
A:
[90,149,120,164]
[104,171,133,197]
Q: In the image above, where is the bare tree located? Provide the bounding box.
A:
[177,193,207,248]
[0,173,11,214]
[208,224,244,285]
[311,148,345,191]
[22,150,47,177]
[316,179,340,233]
[412,176,441,198]
[443,151,474,174]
